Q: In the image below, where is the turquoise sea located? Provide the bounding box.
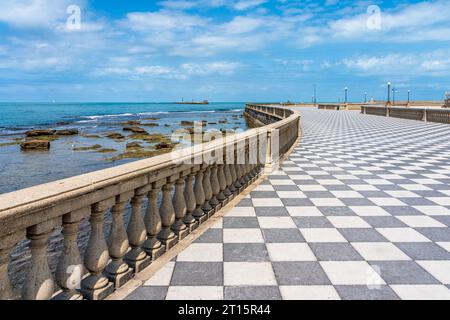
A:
[0,102,247,194]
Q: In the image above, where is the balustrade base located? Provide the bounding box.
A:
[125,255,152,273]
[145,245,165,261]
[175,228,190,241]
[52,290,84,301]
[186,220,199,233]
[195,214,209,225]
[163,237,179,251]
[81,282,114,301]
[106,267,134,288]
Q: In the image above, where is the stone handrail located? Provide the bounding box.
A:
[361,106,450,124]
[0,104,300,300]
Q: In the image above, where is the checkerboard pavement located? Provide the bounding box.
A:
[126,108,450,300]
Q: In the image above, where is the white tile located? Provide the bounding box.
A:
[298,185,327,191]
[376,228,431,243]
[331,191,363,199]
[211,219,223,229]
[177,243,223,262]
[349,185,379,191]
[252,198,284,207]
[369,198,406,206]
[396,216,445,228]
[399,184,432,191]
[385,191,419,198]
[223,229,264,243]
[253,185,275,191]
[277,191,306,198]
[270,180,295,186]
[328,216,371,229]
[289,175,313,180]
[279,286,340,300]
[364,179,393,185]
[320,261,385,286]
[266,243,316,261]
[258,217,297,229]
[391,285,450,300]
[300,228,347,243]
[429,197,450,206]
[144,262,175,286]
[166,286,223,300]
[287,206,323,217]
[317,180,344,185]
[351,242,411,261]
[417,261,450,284]
[437,242,450,252]
[311,198,345,207]
[224,262,277,286]
[412,179,442,185]
[350,206,390,217]
[226,207,256,217]
[413,206,450,216]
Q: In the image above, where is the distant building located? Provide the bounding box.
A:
[445,92,450,108]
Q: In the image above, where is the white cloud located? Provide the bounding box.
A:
[341,51,450,77]
[181,61,240,75]
[233,0,267,11]
[0,0,78,28]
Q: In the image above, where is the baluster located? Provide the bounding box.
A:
[223,162,232,198]
[0,231,24,300]
[22,219,56,300]
[217,164,227,204]
[172,173,189,240]
[202,166,214,217]
[81,199,115,300]
[143,182,165,260]
[183,171,199,232]
[158,177,178,250]
[105,192,134,288]
[125,186,151,272]
[54,208,89,300]
[209,164,221,211]
[193,166,208,223]
[228,163,237,195]
[234,163,243,192]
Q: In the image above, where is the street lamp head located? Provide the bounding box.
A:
[387,82,391,86]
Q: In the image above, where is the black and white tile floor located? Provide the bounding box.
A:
[126,108,450,300]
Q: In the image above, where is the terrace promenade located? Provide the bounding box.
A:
[123,108,450,300]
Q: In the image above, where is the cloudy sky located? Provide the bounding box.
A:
[0,0,449,102]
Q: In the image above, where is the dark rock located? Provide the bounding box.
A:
[106,132,125,140]
[56,128,79,136]
[126,142,143,149]
[20,140,50,151]
[122,121,141,125]
[123,126,148,134]
[73,144,102,151]
[25,129,56,137]
[180,121,194,126]
[155,142,176,150]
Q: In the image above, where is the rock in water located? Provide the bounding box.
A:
[56,129,79,135]
[20,140,50,151]
[123,126,148,134]
[25,129,56,137]
[106,132,125,140]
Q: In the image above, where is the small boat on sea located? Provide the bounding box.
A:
[175,99,209,105]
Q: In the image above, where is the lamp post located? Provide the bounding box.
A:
[407,90,411,104]
[313,84,317,106]
[344,87,348,104]
[392,88,396,105]
[364,92,367,103]
[387,82,391,105]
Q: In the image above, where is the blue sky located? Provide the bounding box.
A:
[0,0,449,102]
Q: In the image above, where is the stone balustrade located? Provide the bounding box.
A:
[0,104,300,300]
[361,106,450,124]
